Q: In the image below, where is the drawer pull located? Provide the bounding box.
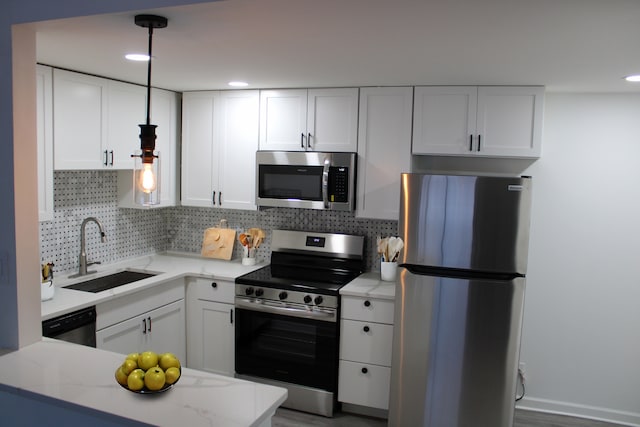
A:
[364,300,371,307]
[363,325,370,332]
[142,318,147,334]
[148,316,151,332]
[361,367,368,374]
[211,282,218,288]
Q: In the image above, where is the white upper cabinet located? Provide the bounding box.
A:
[181,90,259,209]
[107,80,146,169]
[53,69,150,170]
[412,86,544,158]
[259,88,358,152]
[36,65,54,222]
[356,87,413,220]
[53,69,108,169]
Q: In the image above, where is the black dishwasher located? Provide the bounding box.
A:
[42,306,97,347]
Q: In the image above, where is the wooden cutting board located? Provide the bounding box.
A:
[201,228,236,260]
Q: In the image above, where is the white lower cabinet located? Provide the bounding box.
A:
[338,295,395,410]
[186,277,235,376]
[96,279,186,362]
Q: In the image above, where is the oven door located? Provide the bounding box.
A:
[235,306,339,392]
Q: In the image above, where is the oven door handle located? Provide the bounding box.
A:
[235,297,337,322]
[322,157,330,209]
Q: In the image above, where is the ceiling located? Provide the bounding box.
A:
[34,0,640,93]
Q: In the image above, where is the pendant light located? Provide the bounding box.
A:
[132,14,167,206]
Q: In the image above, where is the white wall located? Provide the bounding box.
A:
[518,93,640,425]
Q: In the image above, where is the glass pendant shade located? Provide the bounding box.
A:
[133,150,160,206]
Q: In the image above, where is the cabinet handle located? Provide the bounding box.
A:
[148,316,151,332]
[364,300,371,307]
[307,132,312,149]
[212,191,216,206]
[103,150,109,166]
[301,133,305,149]
[469,135,473,151]
[143,318,147,334]
[363,325,370,332]
[361,367,368,374]
[230,308,234,324]
[477,134,481,152]
[219,191,222,206]
[109,150,114,166]
[211,282,217,288]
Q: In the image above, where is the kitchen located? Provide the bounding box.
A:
[2,0,640,426]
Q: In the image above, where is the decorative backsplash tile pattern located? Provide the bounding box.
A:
[40,171,398,275]
[39,171,168,274]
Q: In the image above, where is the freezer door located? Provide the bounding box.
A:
[400,173,531,274]
[388,268,525,427]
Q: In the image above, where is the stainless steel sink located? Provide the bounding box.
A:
[63,270,157,293]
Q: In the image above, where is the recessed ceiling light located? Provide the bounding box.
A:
[624,74,640,82]
[228,81,249,87]
[126,53,150,61]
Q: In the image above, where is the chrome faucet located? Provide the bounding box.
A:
[77,217,107,276]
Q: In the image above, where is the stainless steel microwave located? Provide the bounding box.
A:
[256,151,356,211]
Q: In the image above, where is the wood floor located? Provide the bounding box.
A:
[272,407,627,427]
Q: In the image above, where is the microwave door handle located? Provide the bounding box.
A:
[322,158,330,209]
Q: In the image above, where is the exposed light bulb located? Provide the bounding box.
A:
[138,163,157,193]
[624,74,640,82]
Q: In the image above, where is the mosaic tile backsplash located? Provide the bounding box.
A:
[40,171,398,275]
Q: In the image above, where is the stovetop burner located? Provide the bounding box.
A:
[235,264,359,295]
[235,229,365,297]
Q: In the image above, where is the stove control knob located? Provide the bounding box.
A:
[279,291,288,300]
[314,296,323,305]
[255,288,264,297]
[303,295,312,304]
[245,287,254,296]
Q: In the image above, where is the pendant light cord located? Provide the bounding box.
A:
[145,26,153,126]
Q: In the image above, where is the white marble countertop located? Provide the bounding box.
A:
[42,251,266,321]
[0,339,286,426]
[340,271,396,300]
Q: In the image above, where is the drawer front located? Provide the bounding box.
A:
[186,277,235,304]
[341,295,394,323]
[97,278,184,330]
[338,360,391,410]
[340,319,393,366]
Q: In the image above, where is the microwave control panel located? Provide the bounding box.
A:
[328,167,349,203]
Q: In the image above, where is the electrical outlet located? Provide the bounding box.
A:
[518,362,527,382]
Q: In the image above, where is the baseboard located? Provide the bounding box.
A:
[516,397,640,427]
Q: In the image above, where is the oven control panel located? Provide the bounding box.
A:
[235,285,338,309]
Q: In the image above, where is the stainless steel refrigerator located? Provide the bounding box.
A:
[389,173,532,427]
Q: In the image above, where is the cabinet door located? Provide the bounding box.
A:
[476,86,544,158]
[412,86,477,155]
[187,299,234,376]
[107,80,146,169]
[53,69,107,169]
[144,299,186,363]
[152,88,180,207]
[356,87,412,220]
[259,89,307,151]
[36,65,54,221]
[307,88,359,152]
[181,91,217,207]
[216,90,259,210]
[97,299,185,362]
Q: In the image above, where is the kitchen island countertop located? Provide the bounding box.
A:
[0,339,286,426]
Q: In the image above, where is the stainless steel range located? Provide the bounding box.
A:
[234,229,364,417]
